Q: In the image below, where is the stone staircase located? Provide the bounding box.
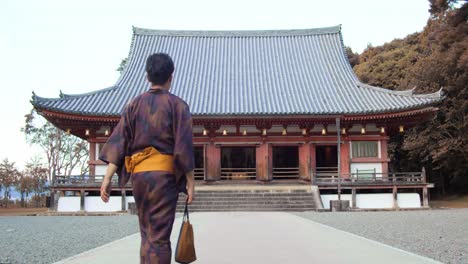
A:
[176,186,319,212]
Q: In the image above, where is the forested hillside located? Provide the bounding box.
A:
[350,0,467,195]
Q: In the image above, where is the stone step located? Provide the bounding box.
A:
[176,207,316,212]
[181,192,313,197]
[177,204,316,210]
[176,196,316,202]
[177,194,314,199]
[176,202,316,208]
[174,189,318,212]
[192,190,311,193]
[176,204,316,211]
[176,202,315,207]
[177,208,315,212]
[177,196,316,201]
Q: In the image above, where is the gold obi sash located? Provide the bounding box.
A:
[125,146,174,174]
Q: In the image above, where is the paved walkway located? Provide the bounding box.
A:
[55,212,440,264]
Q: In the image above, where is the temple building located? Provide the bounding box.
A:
[32,26,442,212]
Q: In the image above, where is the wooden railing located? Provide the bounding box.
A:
[315,167,338,174]
[55,168,206,187]
[194,168,205,181]
[220,168,257,180]
[272,167,300,180]
[54,175,120,186]
[314,171,426,185]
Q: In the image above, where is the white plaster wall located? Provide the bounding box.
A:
[320,194,352,209]
[311,125,324,133]
[95,164,107,175]
[57,197,80,212]
[350,163,382,174]
[366,124,380,132]
[217,125,236,133]
[321,193,422,209]
[192,125,204,133]
[85,196,122,212]
[96,143,101,158]
[397,193,421,208]
[347,123,378,133]
[356,194,393,209]
[286,125,301,133]
[239,125,259,133]
[126,196,135,210]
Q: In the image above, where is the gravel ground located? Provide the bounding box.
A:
[1,210,466,264]
[293,209,468,264]
[0,216,140,264]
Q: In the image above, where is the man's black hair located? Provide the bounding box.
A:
[145,53,174,85]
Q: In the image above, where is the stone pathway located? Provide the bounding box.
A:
[55,212,441,264]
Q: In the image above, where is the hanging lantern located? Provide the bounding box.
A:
[321,127,327,135]
[262,129,267,136]
[380,127,385,134]
[242,129,247,136]
[399,125,404,133]
[341,128,346,134]
[202,129,208,136]
[85,129,90,136]
[302,128,307,135]
[66,128,71,135]
[104,129,109,136]
[222,129,227,136]
[361,126,366,134]
[282,128,287,135]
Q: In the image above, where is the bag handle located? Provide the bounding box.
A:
[183,199,190,222]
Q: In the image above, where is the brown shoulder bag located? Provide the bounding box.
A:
[175,200,196,263]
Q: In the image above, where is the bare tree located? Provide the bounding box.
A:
[22,158,48,207]
[0,158,19,207]
[22,110,89,185]
[16,173,34,207]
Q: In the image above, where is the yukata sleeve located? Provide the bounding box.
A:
[173,102,195,193]
[99,104,133,187]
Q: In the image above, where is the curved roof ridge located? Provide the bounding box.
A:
[113,27,138,85]
[132,25,341,37]
[31,92,56,102]
[356,82,442,99]
[412,87,444,99]
[34,86,118,102]
[60,86,118,98]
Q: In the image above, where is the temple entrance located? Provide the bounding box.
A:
[272,146,299,180]
[220,147,256,180]
[194,146,205,180]
[315,145,338,175]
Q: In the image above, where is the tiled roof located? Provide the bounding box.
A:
[32,26,442,116]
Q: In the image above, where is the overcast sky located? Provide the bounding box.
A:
[0,0,431,170]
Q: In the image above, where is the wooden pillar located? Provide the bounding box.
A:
[267,143,273,180]
[299,144,311,181]
[422,187,429,207]
[256,143,269,181]
[205,143,220,181]
[310,144,316,182]
[351,188,357,208]
[392,186,399,209]
[380,139,389,174]
[340,139,350,176]
[121,189,126,211]
[80,189,85,211]
[89,141,96,176]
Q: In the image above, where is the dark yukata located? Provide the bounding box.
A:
[99,89,194,264]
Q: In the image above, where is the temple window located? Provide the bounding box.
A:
[351,141,378,158]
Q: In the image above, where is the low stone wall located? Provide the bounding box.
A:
[321,193,421,210]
